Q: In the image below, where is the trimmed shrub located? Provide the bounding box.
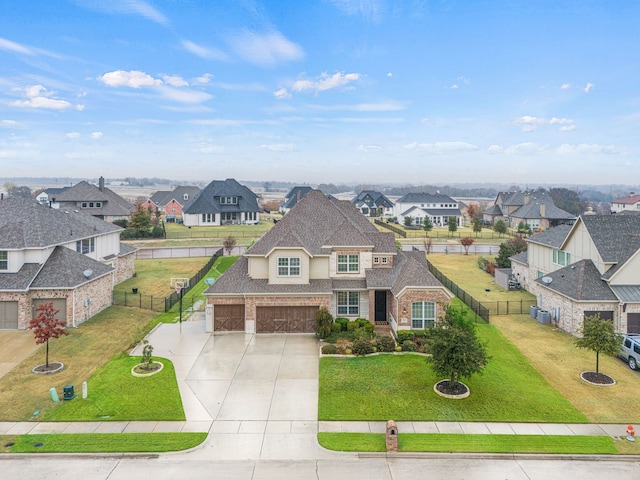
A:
[347,321,359,332]
[376,335,396,353]
[352,339,375,356]
[356,318,370,327]
[321,344,338,355]
[331,322,342,334]
[396,331,415,344]
[401,340,418,352]
[335,317,349,331]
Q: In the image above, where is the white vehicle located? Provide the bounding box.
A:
[619,334,640,370]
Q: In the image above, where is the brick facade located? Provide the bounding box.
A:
[113,252,136,285]
[395,289,451,330]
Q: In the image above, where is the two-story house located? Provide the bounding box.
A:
[482,190,575,230]
[511,214,640,335]
[182,179,260,226]
[351,190,394,217]
[280,186,312,214]
[50,177,135,223]
[204,190,452,334]
[611,192,640,214]
[142,186,201,218]
[0,197,136,330]
[393,192,463,227]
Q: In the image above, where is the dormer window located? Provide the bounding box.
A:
[183,194,189,201]
[278,257,300,276]
[221,196,238,205]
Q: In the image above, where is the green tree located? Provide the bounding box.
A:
[471,217,483,236]
[315,306,333,339]
[29,302,68,368]
[427,306,488,390]
[423,216,433,234]
[549,187,588,216]
[575,314,621,375]
[404,216,414,227]
[493,219,507,237]
[448,216,458,234]
[128,204,153,236]
[495,236,527,268]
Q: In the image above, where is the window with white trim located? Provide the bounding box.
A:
[201,213,215,223]
[220,196,238,205]
[337,291,359,316]
[76,238,95,255]
[373,257,380,264]
[381,257,388,264]
[221,212,237,222]
[0,251,7,270]
[412,301,435,329]
[278,257,300,276]
[552,249,571,267]
[337,254,359,273]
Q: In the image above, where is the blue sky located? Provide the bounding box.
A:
[1,1,639,185]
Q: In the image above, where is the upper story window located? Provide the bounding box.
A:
[552,249,571,267]
[76,238,95,255]
[373,256,379,264]
[278,257,300,276]
[337,254,359,273]
[0,251,7,270]
[220,196,238,205]
[81,202,101,208]
[381,257,388,264]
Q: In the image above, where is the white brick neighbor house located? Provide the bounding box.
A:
[182,179,260,226]
[393,192,463,227]
[510,214,640,335]
[204,190,452,334]
[0,197,136,329]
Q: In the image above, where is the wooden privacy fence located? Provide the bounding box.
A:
[113,249,223,312]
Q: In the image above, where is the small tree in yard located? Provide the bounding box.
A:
[316,307,333,339]
[471,216,483,236]
[495,236,527,268]
[223,235,237,256]
[493,219,507,237]
[404,216,414,227]
[575,314,621,376]
[427,306,488,394]
[423,216,433,234]
[29,302,68,369]
[460,237,474,255]
[448,216,457,234]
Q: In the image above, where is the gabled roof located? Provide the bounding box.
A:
[351,190,393,209]
[509,192,575,220]
[183,179,258,214]
[400,206,461,217]
[527,224,572,248]
[482,204,503,216]
[154,186,201,207]
[612,193,640,205]
[510,250,529,266]
[0,197,121,249]
[249,190,396,256]
[281,186,313,210]
[535,259,617,301]
[30,246,114,289]
[148,190,171,205]
[573,215,640,264]
[42,187,70,197]
[396,192,457,204]
[53,181,134,217]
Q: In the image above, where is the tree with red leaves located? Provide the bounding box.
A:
[29,302,68,368]
[460,237,475,255]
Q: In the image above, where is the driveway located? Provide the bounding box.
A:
[135,315,341,460]
[0,330,39,379]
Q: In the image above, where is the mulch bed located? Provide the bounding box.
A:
[31,362,64,374]
[580,371,615,385]
[435,380,469,396]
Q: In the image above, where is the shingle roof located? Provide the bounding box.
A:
[0,263,42,291]
[535,259,617,301]
[482,204,503,216]
[390,251,444,296]
[351,190,393,209]
[612,194,640,205]
[578,215,640,263]
[30,246,114,289]
[510,250,529,266]
[510,193,575,220]
[53,181,134,217]
[154,186,201,207]
[0,197,121,249]
[527,224,572,248]
[183,179,258,214]
[396,192,457,204]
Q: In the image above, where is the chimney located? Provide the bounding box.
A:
[524,193,530,205]
[540,203,546,217]
[99,176,105,192]
[0,193,3,200]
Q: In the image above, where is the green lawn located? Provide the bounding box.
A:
[319,324,586,422]
[318,433,619,455]
[42,354,184,421]
[115,257,211,296]
[0,433,206,453]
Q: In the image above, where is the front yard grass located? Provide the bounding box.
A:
[319,323,586,422]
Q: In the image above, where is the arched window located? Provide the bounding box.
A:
[412,302,435,329]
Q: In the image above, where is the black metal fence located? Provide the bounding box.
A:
[113,248,223,312]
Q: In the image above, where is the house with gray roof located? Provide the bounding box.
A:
[510,214,640,336]
[183,179,259,226]
[204,189,452,334]
[36,187,69,205]
[279,186,312,214]
[351,190,394,217]
[51,177,134,223]
[142,186,201,218]
[482,190,575,230]
[0,197,136,329]
[611,192,640,214]
[393,192,463,227]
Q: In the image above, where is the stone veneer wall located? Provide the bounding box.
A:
[113,251,136,285]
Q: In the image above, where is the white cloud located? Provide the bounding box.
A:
[487,144,503,154]
[291,72,360,94]
[513,115,574,132]
[356,145,383,152]
[76,0,168,25]
[181,40,227,60]
[0,37,33,55]
[560,83,571,90]
[403,141,478,154]
[156,86,212,104]
[556,143,621,155]
[560,125,576,132]
[386,72,393,77]
[259,143,297,152]
[273,88,291,100]
[193,73,213,85]
[505,142,548,155]
[449,84,459,89]
[9,84,83,110]
[229,30,304,67]
[327,0,384,21]
[584,82,594,93]
[99,70,162,88]
[90,131,103,139]
[66,132,81,138]
[0,120,26,129]
[162,75,188,87]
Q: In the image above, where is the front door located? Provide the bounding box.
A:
[374,291,387,323]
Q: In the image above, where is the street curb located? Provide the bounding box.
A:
[358,452,640,462]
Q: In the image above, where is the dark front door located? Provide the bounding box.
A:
[374,291,387,323]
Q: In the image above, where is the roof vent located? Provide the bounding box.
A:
[83,269,93,278]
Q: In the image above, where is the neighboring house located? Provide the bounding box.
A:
[482,191,575,230]
[393,192,463,227]
[142,186,201,217]
[182,179,260,226]
[0,197,136,330]
[611,192,640,214]
[280,186,312,214]
[36,187,69,205]
[204,189,453,334]
[51,177,135,223]
[351,190,394,217]
[510,214,640,335]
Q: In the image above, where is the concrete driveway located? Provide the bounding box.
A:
[0,330,39,379]
[135,315,341,460]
